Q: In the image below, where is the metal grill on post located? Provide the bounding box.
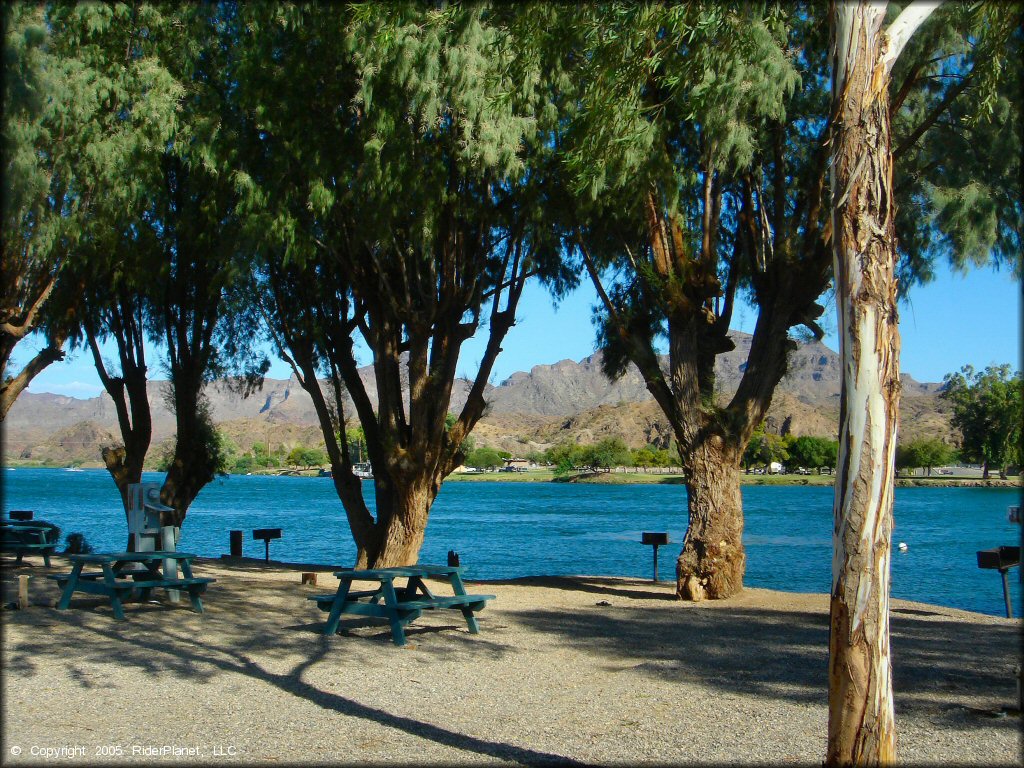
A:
[253,528,282,562]
[642,532,669,582]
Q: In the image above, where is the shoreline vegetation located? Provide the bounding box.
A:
[5,463,1019,488]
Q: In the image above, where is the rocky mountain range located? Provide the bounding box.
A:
[2,332,955,466]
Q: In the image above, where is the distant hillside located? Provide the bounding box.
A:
[2,332,955,466]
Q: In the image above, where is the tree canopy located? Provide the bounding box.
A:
[942,364,1022,478]
[895,438,956,476]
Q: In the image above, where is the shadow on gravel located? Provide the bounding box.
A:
[504,600,1020,725]
[3,568,581,765]
[477,575,677,602]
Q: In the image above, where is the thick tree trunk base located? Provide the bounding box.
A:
[676,441,745,600]
[356,480,436,568]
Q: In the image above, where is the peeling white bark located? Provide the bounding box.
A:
[826,1,945,763]
[882,1,943,73]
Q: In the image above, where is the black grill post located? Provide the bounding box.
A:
[252,528,283,562]
[642,532,670,582]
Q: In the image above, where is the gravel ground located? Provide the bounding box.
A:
[1,555,1020,766]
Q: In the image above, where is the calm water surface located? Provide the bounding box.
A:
[2,468,1020,617]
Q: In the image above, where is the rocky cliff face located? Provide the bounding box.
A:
[3,332,953,465]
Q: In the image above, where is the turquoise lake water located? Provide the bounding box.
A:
[2,467,1020,617]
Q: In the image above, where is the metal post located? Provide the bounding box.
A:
[642,532,669,583]
[264,538,271,562]
[1000,568,1013,619]
[229,530,243,558]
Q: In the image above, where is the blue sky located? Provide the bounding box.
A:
[16,262,1021,399]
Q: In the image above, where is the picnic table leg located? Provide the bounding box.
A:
[323,581,353,635]
[177,559,204,612]
[186,586,205,613]
[56,562,84,610]
[102,563,127,620]
[448,571,469,596]
[460,606,481,634]
[381,581,410,646]
[42,549,51,568]
[406,576,435,600]
[448,571,480,634]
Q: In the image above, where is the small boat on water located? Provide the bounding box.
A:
[64,466,83,472]
[318,464,373,480]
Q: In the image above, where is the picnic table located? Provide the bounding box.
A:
[309,563,495,646]
[1,521,59,566]
[48,551,214,620]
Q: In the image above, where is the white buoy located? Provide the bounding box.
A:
[898,542,908,552]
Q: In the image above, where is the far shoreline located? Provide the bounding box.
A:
[5,463,1020,488]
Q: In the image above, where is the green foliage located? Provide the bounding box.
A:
[252,443,282,469]
[466,447,503,470]
[743,429,790,470]
[2,2,183,404]
[890,4,1023,285]
[287,446,328,470]
[524,449,547,465]
[942,364,1022,474]
[579,437,631,472]
[546,441,581,476]
[895,438,956,476]
[787,435,839,472]
[631,447,656,469]
[345,424,368,463]
[232,455,256,474]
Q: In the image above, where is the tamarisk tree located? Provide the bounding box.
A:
[556,4,811,600]
[555,1,1020,604]
[1,3,179,419]
[61,4,263,528]
[236,5,566,566]
[49,3,183,513]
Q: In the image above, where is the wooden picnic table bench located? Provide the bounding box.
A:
[309,564,495,646]
[1,521,60,567]
[48,551,214,620]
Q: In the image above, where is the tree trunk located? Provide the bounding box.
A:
[826,1,939,762]
[102,445,148,551]
[676,435,745,600]
[0,342,65,421]
[369,477,439,567]
[160,389,218,529]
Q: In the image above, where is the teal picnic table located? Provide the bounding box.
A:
[309,564,495,646]
[49,551,215,620]
[1,521,60,566]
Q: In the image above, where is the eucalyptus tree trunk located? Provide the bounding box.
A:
[827,2,940,763]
